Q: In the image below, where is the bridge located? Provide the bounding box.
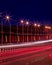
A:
[0,21,52,44]
[0,19,52,65]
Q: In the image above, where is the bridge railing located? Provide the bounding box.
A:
[0,34,52,44]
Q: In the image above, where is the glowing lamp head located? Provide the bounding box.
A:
[21,20,24,23]
[26,21,29,25]
[38,24,40,27]
[6,15,10,20]
[34,23,37,26]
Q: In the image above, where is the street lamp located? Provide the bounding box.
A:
[37,24,40,40]
[17,22,18,43]
[21,20,24,23]
[1,17,3,45]
[34,23,37,41]
[20,20,24,42]
[5,15,11,44]
[6,16,10,19]
[37,24,40,27]
[34,23,37,27]
[31,23,33,42]
[0,14,10,45]
[26,21,29,25]
[26,21,29,42]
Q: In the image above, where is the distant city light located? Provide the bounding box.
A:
[45,26,51,29]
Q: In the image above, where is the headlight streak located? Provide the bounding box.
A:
[0,39,52,49]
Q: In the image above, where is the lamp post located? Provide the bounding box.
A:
[17,21,20,43]
[31,23,33,42]
[17,22,18,43]
[20,20,24,42]
[34,23,37,41]
[37,24,40,40]
[34,23,40,41]
[26,21,29,42]
[5,16,11,44]
[1,19,3,45]
[0,13,4,45]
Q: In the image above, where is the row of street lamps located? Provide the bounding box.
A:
[0,14,52,44]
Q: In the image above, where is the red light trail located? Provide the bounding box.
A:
[0,40,52,65]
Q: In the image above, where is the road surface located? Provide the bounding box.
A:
[0,39,52,65]
[0,43,52,65]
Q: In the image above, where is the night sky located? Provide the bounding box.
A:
[0,0,52,25]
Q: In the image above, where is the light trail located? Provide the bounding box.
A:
[16,51,50,61]
[0,44,52,64]
[0,45,52,58]
[0,39,52,48]
[0,51,50,65]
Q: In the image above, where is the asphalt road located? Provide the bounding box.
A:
[0,43,52,65]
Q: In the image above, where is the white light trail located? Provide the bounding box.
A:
[0,39,52,48]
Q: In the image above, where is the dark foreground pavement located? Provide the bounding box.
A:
[1,57,52,65]
[1,42,52,65]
